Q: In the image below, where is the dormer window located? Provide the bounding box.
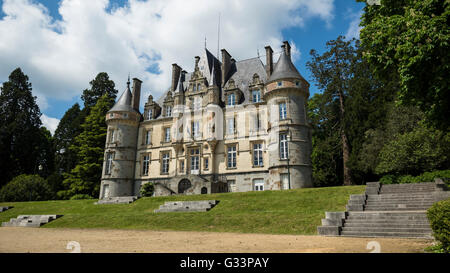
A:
[193,84,196,92]
[252,90,261,103]
[147,109,153,120]
[228,93,236,106]
[197,83,201,92]
[165,105,172,117]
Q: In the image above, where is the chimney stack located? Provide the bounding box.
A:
[283,41,291,58]
[221,49,231,87]
[171,63,182,92]
[131,78,142,112]
[265,46,273,77]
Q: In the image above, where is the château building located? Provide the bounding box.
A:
[99,41,312,198]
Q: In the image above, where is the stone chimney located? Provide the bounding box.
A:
[221,49,231,87]
[131,78,142,112]
[265,45,273,77]
[283,41,291,58]
[171,63,181,92]
[194,56,200,70]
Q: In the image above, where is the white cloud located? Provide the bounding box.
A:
[41,114,60,135]
[0,0,335,109]
[345,10,362,40]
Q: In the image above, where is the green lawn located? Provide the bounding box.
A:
[0,185,365,235]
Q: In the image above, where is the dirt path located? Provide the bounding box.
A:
[0,227,433,253]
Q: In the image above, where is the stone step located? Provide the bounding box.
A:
[343,222,430,228]
[366,196,435,201]
[340,231,433,239]
[364,206,430,211]
[154,200,219,213]
[342,227,432,233]
[370,193,435,198]
[381,182,435,188]
[366,201,436,206]
[1,215,63,227]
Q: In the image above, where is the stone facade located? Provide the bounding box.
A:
[99,41,312,199]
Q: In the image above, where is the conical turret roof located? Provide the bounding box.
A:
[108,85,138,113]
[268,50,304,83]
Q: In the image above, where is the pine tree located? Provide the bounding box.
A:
[0,68,43,187]
[58,95,114,199]
[81,72,118,109]
[307,37,356,186]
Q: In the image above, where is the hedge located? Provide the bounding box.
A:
[427,199,450,253]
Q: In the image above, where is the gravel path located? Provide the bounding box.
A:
[0,227,433,253]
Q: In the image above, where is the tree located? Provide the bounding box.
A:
[36,126,56,178]
[307,36,356,185]
[358,0,450,130]
[58,95,115,199]
[53,103,84,174]
[0,68,43,188]
[81,72,118,109]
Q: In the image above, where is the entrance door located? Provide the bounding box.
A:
[178,179,192,194]
[253,179,264,191]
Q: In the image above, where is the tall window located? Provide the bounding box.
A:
[164,127,171,142]
[142,155,150,175]
[179,160,185,173]
[147,108,153,120]
[162,152,170,173]
[145,130,151,145]
[193,84,196,92]
[227,145,237,168]
[193,97,201,110]
[190,148,200,171]
[252,90,261,103]
[228,93,236,106]
[105,152,113,175]
[192,121,200,138]
[227,118,235,135]
[253,143,263,167]
[280,134,289,159]
[165,105,172,117]
[253,114,261,132]
[204,157,209,170]
[109,130,116,143]
[197,83,201,92]
[279,102,287,120]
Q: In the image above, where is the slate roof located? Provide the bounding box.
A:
[109,85,139,113]
[267,50,304,83]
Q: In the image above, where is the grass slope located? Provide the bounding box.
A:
[0,186,365,235]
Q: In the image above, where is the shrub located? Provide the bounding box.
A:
[380,170,450,185]
[140,182,154,197]
[427,199,450,253]
[70,194,93,200]
[0,174,54,202]
[379,174,397,184]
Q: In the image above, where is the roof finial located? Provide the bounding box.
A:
[204,36,207,49]
[127,73,130,89]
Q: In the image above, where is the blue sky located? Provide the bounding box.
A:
[0,0,365,133]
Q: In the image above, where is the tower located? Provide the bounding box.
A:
[99,77,142,199]
[264,41,312,189]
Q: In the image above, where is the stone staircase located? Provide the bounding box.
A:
[154,200,219,213]
[2,215,63,227]
[95,196,138,205]
[318,179,449,238]
[0,206,13,212]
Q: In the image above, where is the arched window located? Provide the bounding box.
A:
[201,187,208,194]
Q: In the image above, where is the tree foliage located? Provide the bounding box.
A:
[0,68,44,187]
[53,103,85,174]
[81,72,118,109]
[358,0,450,130]
[58,95,114,199]
[0,174,54,202]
